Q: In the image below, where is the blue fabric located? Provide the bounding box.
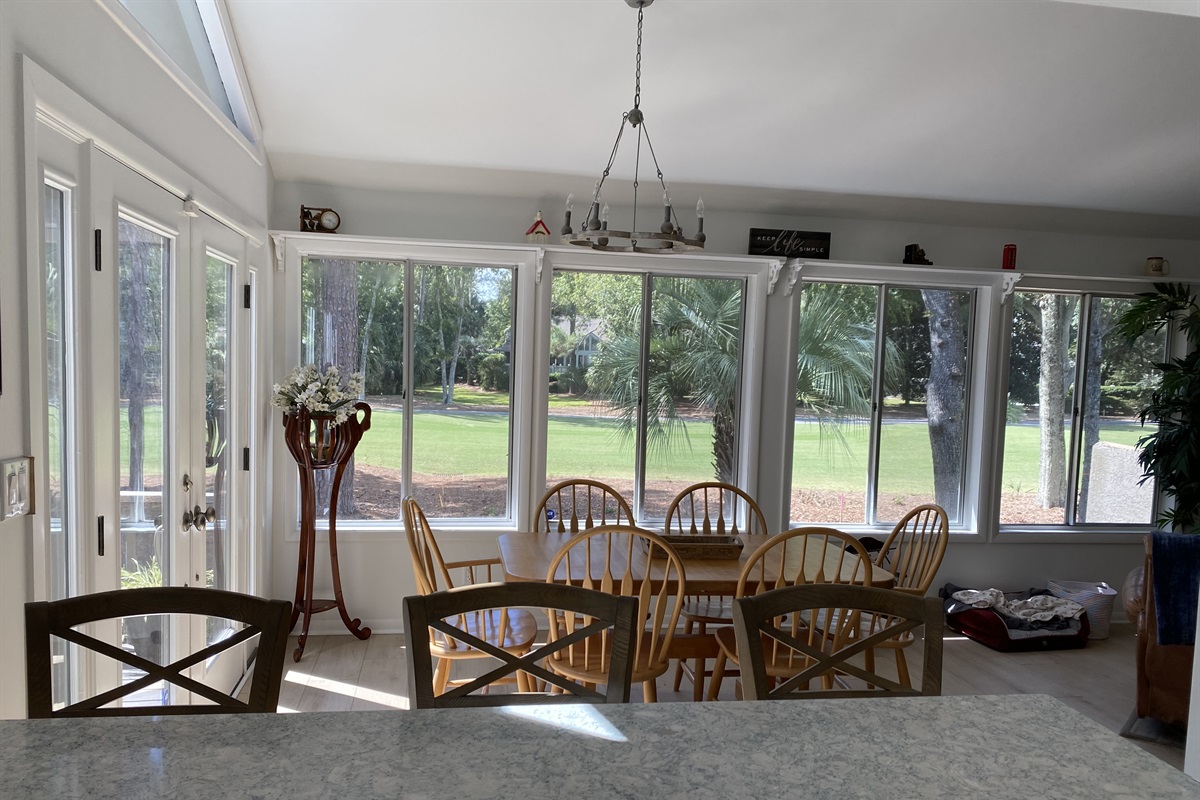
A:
[1152,531,1200,646]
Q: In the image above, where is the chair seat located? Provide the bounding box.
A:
[429,608,538,660]
[680,595,734,624]
[547,630,668,684]
[713,625,819,679]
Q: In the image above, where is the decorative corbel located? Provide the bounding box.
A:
[785,258,803,296]
[1001,272,1021,302]
[766,260,783,295]
[535,248,545,284]
[270,234,285,272]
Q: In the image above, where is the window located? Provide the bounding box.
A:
[1000,291,1167,527]
[546,270,746,521]
[790,281,974,527]
[300,257,516,521]
[115,0,256,140]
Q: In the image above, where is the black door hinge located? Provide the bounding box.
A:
[243,447,250,471]
[94,229,102,272]
[243,283,251,309]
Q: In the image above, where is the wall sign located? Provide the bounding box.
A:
[747,228,831,259]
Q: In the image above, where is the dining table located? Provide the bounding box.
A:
[2,694,1196,799]
[497,531,896,594]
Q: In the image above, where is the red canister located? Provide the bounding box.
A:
[1002,243,1017,270]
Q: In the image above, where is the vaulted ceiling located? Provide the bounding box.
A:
[225,0,1200,237]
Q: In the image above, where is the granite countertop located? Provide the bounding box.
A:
[2,694,1197,800]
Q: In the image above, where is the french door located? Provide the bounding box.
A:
[41,136,253,708]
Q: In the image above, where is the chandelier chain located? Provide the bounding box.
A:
[634,5,643,110]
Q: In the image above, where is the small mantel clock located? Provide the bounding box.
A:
[300,205,341,233]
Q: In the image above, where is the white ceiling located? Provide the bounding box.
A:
[225,0,1200,238]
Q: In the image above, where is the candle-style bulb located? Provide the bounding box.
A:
[592,181,602,203]
[601,202,610,225]
[663,188,672,207]
[696,197,705,219]
[562,193,575,237]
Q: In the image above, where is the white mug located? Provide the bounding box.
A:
[1146,257,1170,277]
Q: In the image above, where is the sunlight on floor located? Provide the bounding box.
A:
[282,670,408,711]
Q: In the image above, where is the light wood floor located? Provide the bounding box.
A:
[281,621,1185,771]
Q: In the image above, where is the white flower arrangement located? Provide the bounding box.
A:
[272,364,365,426]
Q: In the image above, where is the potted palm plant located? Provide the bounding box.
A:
[1114,282,1198,735]
[1115,282,1200,532]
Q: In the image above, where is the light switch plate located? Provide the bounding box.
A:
[1,457,34,521]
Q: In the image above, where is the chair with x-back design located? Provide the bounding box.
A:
[404,581,639,707]
[708,527,874,700]
[25,587,291,717]
[732,583,944,700]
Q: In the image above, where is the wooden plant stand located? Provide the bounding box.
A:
[283,402,373,661]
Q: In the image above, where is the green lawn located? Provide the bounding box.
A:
[110,402,1153,494]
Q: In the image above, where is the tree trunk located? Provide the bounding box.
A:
[711,406,735,484]
[920,290,965,518]
[1037,295,1068,509]
[1077,301,1105,521]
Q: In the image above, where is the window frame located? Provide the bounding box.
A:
[994,273,1171,543]
[278,235,537,532]
[784,260,1014,538]
[276,235,771,538]
[533,247,768,533]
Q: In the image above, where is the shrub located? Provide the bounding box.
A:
[477,353,510,392]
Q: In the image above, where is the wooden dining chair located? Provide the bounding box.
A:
[707,527,873,700]
[545,524,686,702]
[664,481,768,701]
[732,584,944,700]
[25,587,291,717]
[535,479,633,533]
[404,581,639,708]
[403,497,537,694]
[861,504,949,688]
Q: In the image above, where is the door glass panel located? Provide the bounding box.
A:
[117,216,170,669]
[791,282,879,525]
[410,263,514,518]
[546,271,642,507]
[876,287,972,524]
[641,276,745,520]
[300,257,405,521]
[205,254,232,592]
[44,182,72,707]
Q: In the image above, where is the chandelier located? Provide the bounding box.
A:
[561,0,705,253]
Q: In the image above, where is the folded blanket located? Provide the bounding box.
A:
[1152,531,1200,646]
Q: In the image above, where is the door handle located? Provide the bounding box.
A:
[182,505,216,532]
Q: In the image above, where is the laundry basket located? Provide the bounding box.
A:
[1047,580,1117,639]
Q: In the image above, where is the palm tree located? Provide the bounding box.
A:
[588,279,883,485]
